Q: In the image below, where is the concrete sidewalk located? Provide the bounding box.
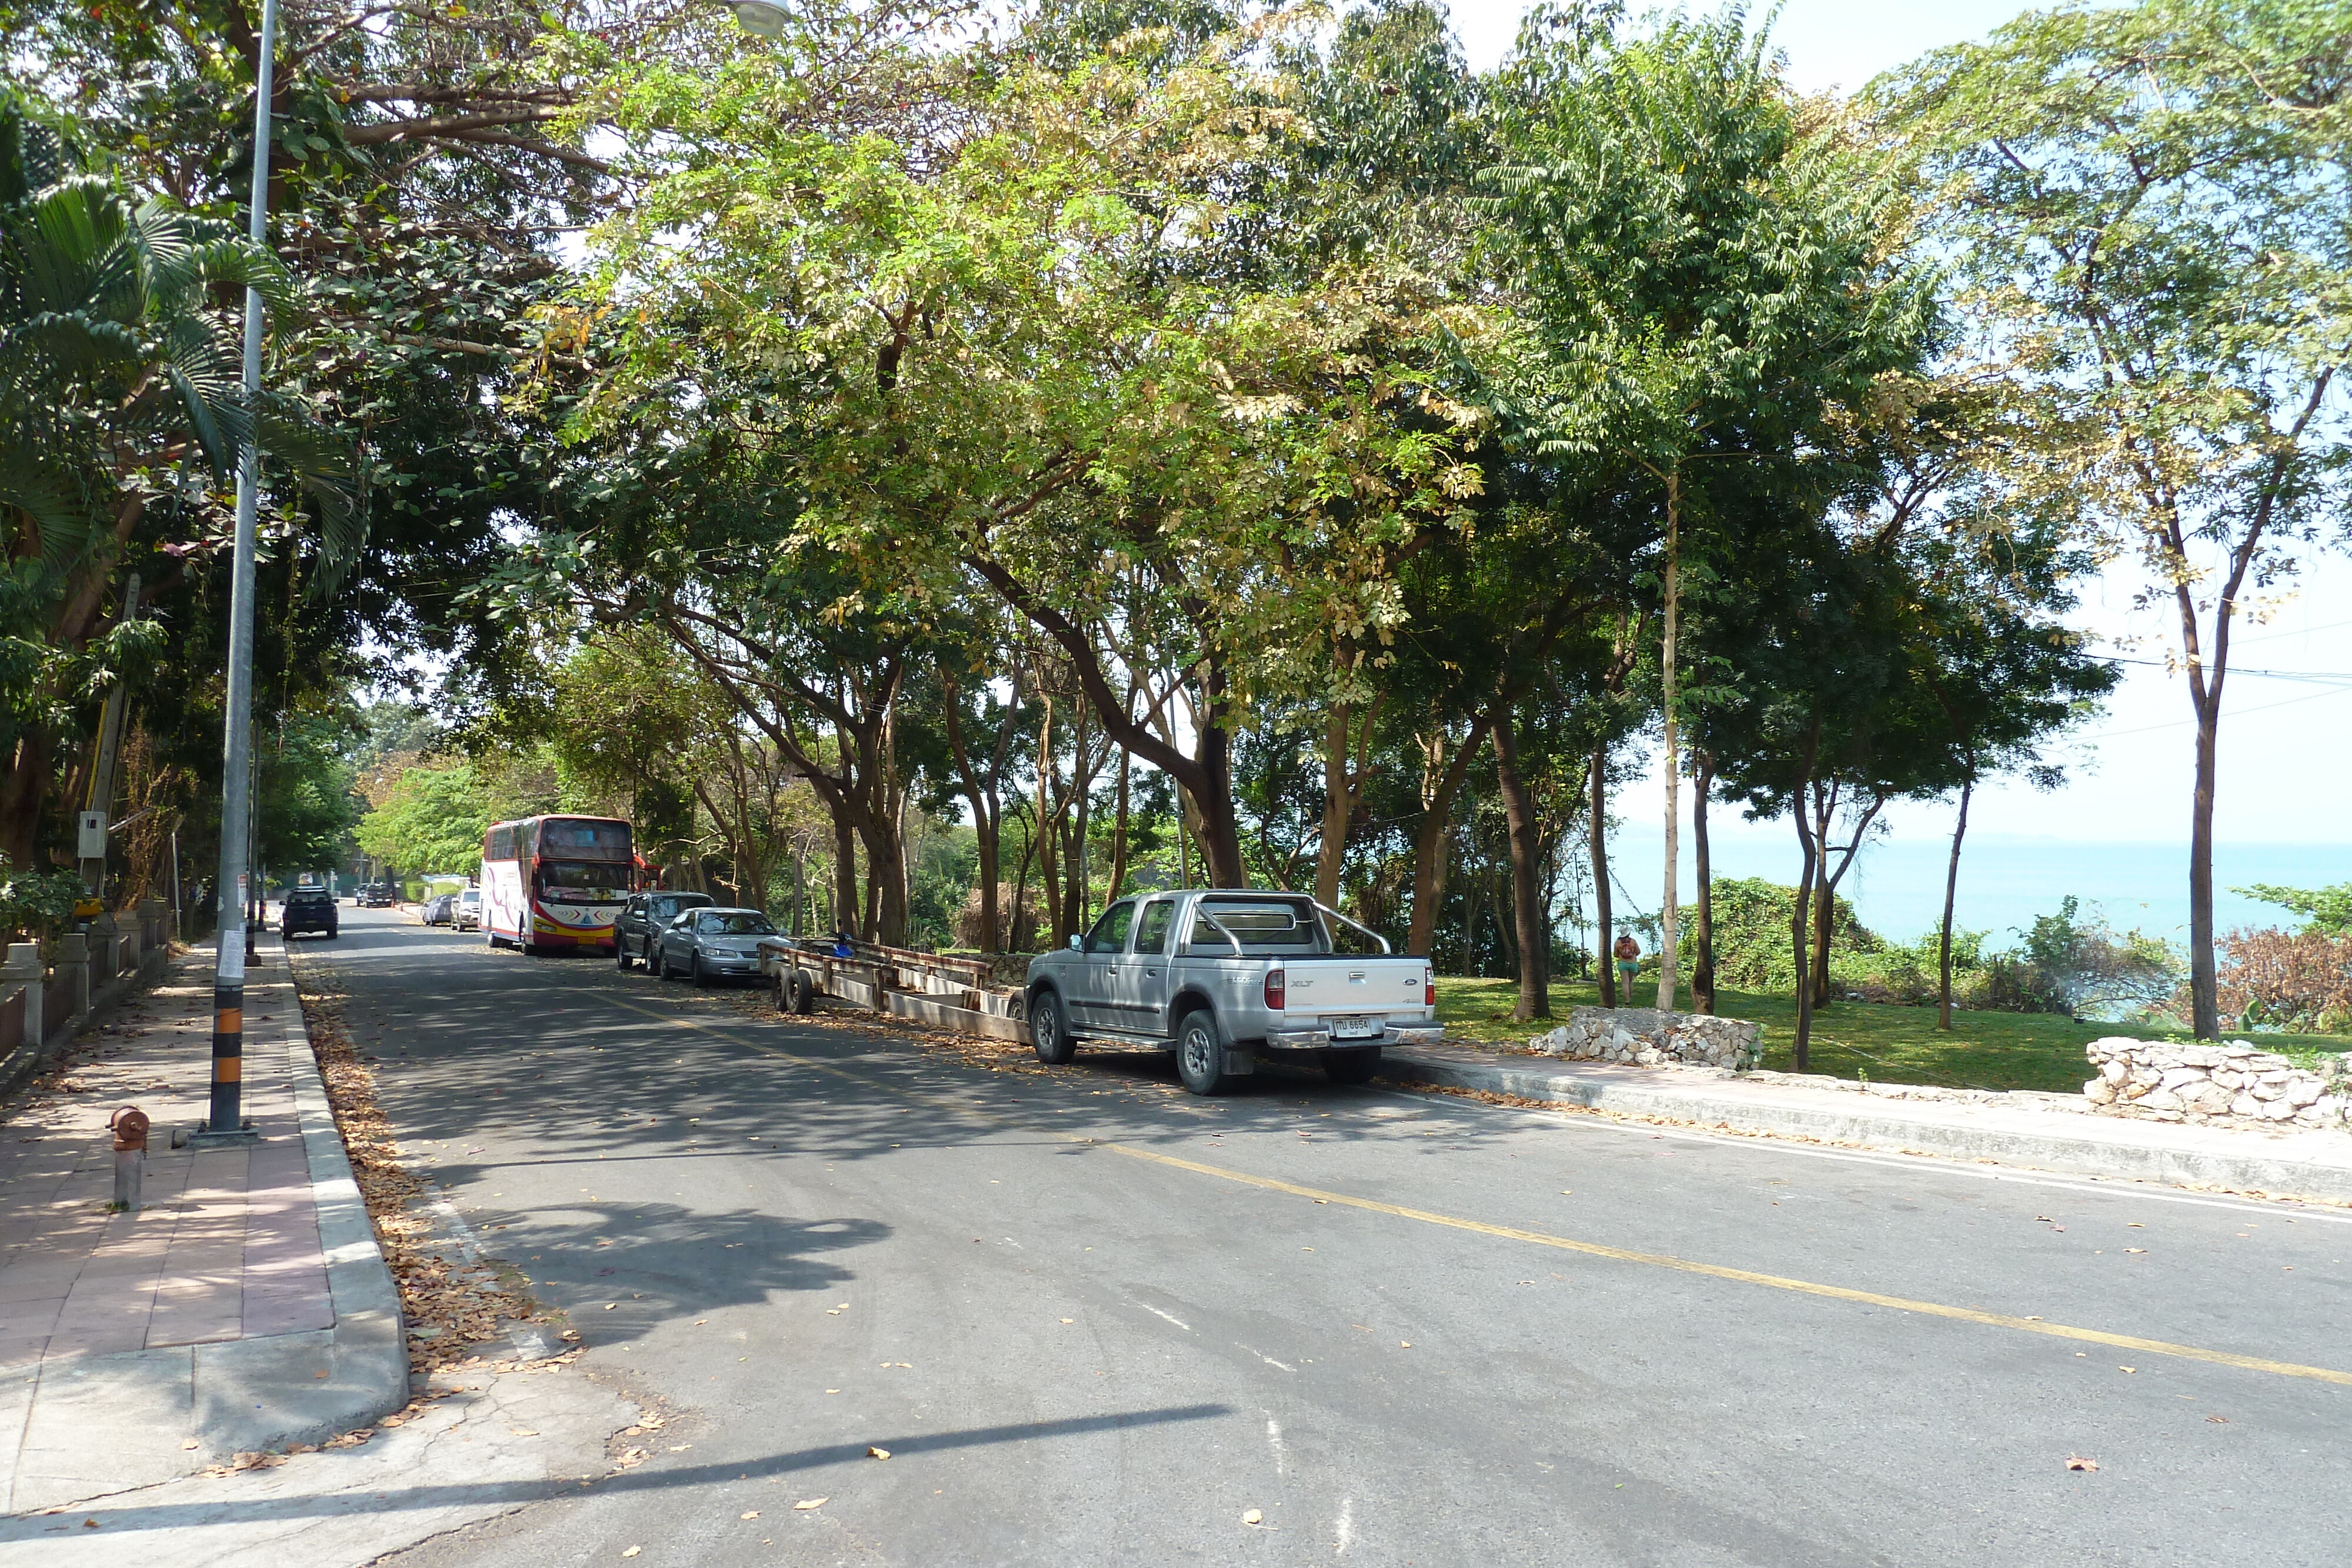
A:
[0,935,406,1513]
[1385,1039,2352,1204]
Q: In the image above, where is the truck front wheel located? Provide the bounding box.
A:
[1030,990,1076,1065]
[1174,1009,1231,1096]
[1321,1047,1381,1085]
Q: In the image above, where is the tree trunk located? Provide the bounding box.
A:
[1105,747,1131,905]
[832,812,858,938]
[1791,801,1819,1074]
[1491,712,1549,1022]
[1,732,51,867]
[1788,718,1822,1071]
[1408,718,1489,958]
[2189,690,2221,1038]
[1590,741,1615,1008]
[1693,753,1715,1015]
[1658,465,1682,1015]
[1939,773,1973,1031]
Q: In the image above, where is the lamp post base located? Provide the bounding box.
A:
[189,1119,259,1147]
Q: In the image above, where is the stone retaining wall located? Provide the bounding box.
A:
[1528,1007,1763,1071]
[2084,1037,2351,1131]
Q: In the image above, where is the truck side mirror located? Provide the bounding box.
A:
[1068,934,1083,951]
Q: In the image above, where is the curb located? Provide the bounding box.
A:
[1383,1048,2352,1205]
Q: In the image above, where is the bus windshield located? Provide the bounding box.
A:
[536,861,628,903]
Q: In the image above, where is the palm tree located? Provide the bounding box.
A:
[0,88,316,864]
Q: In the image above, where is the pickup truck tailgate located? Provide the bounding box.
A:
[1275,957,1435,1042]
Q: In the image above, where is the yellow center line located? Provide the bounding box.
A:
[592,988,2352,1389]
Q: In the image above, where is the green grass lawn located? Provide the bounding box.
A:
[1433,975,2351,1095]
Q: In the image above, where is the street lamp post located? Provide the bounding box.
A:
[201,0,279,1144]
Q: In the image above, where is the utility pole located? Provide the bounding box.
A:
[201,0,278,1145]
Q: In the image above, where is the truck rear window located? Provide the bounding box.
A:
[1188,898,1324,952]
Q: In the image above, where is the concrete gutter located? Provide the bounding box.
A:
[3,951,409,1512]
[1384,1047,2352,1206]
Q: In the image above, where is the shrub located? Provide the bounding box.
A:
[0,857,81,942]
[2211,927,2352,1035]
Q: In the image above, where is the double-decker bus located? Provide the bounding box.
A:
[480,815,635,954]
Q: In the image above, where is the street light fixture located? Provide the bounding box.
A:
[729,1,792,37]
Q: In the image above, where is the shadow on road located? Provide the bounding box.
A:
[0,1402,1237,1539]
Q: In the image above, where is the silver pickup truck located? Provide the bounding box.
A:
[1024,889,1442,1095]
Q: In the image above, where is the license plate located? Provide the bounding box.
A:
[1329,1016,1377,1041]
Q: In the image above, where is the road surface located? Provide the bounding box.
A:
[288,907,2350,1565]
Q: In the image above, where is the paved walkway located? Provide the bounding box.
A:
[0,951,330,1368]
[0,935,405,1513]
[1388,1038,2352,1204]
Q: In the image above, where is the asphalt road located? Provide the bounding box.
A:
[289,907,2352,1567]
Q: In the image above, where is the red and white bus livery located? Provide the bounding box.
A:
[480,815,635,954]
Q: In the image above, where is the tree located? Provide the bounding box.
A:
[1481,5,1938,1017]
[2237,882,2352,935]
[1,88,286,864]
[355,763,491,876]
[1890,0,2352,1038]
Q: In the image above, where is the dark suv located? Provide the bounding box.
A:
[614,890,714,971]
[356,884,396,908]
[282,888,339,940]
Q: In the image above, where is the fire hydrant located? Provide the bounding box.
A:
[109,1106,149,1212]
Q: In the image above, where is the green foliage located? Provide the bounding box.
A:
[2237,883,2352,937]
[355,764,492,877]
[0,854,81,941]
[1702,877,1880,995]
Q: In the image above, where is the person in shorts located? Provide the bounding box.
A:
[1613,933,1641,998]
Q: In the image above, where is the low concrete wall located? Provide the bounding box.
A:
[1528,1007,1763,1071]
[2084,1037,2351,1130]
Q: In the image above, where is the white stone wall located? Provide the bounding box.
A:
[1529,1007,1763,1071]
[2083,1037,2351,1131]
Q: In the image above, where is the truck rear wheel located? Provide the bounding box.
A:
[1030,990,1076,1065]
[1321,1047,1381,1085]
[1174,1009,1231,1096]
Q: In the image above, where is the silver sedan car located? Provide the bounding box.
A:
[656,907,779,986]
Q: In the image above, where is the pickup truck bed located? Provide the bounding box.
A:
[1024,889,1442,1095]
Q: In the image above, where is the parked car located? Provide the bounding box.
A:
[420,892,456,926]
[356,884,396,908]
[455,888,481,931]
[655,907,777,986]
[1023,889,1441,1095]
[614,890,715,971]
[280,888,340,941]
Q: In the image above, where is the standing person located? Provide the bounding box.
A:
[1613,932,1641,1004]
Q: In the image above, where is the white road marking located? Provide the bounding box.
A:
[1141,1304,1192,1332]
[1264,1415,1287,1476]
[1239,1345,1295,1372]
[1334,1496,1355,1554]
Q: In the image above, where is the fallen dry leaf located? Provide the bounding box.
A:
[2207,1416,2230,1424]
[741,1510,760,1520]
[2066,1456,2099,1472]
[2119,1366,2136,1374]
[1242,1509,1264,1525]
[867,1446,891,1460]
[623,1550,641,1560]
[794,1497,828,1510]
[181,1439,201,1450]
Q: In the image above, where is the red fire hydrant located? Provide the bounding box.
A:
[109,1106,149,1212]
